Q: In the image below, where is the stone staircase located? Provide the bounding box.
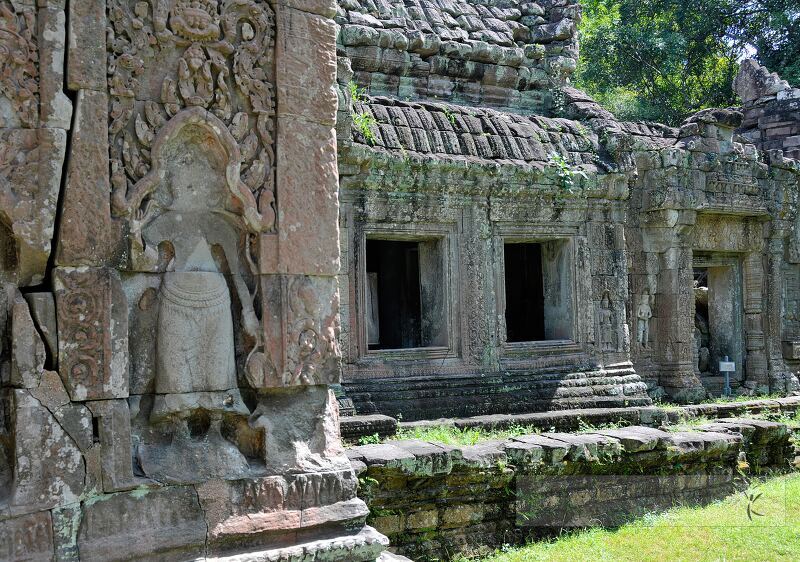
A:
[343,363,651,421]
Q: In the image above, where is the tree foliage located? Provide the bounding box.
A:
[575,1,800,125]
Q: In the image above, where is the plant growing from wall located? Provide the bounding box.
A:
[548,153,588,193]
[348,81,378,145]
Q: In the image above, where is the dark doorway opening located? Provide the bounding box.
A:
[504,243,545,342]
[366,239,422,350]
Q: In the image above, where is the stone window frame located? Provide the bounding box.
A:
[354,223,460,362]
[494,225,582,358]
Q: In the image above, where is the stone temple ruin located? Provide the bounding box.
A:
[0,0,798,559]
[334,1,800,420]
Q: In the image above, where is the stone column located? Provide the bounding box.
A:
[743,251,770,392]
[646,211,706,402]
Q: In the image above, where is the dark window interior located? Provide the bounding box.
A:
[504,243,545,342]
[366,240,422,349]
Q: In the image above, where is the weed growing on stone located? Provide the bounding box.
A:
[348,81,378,144]
[548,153,587,192]
[442,106,457,126]
[357,433,383,446]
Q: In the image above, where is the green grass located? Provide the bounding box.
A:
[355,418,635,446]
[466,473,800,562]
[389,424,543,446]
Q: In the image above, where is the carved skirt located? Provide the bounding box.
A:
[156,271,236,394]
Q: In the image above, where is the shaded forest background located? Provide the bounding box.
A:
[576,0,800,124]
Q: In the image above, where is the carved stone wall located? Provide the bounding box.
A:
[0,0,394,559]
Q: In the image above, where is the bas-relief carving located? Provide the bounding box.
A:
[108,0,277,237]
[636,290,653,348]
[106,1,347,484]
[0,1,38,128]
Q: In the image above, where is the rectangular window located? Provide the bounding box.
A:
[365,239,447,350]
[504,240,573,343]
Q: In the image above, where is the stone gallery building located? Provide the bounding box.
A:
[333,0,800,420]
[0,0,799,559]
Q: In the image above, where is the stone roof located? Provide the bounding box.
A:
[337,1,580,113]
[338,0,578,53]
[350,96,602,168]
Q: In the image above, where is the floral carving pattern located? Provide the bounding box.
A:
[0,1,38,127]
[107,0,276,232]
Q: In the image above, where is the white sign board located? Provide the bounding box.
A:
[719,361,736,372]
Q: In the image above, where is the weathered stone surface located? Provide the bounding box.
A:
[276,7,338,126]
[196,471,365,553]
[250,387,350,473]
[56,89,113,265]
[86,400,136,492]
[274,119,341,275]
[10,290,46,388]
[356,420,792,560]
[54,267,128,400]
[0,511,55,562]
[77,487,207,562]
[67,0,107,91]
[4,389,85,514]
[0,128,65,285]
[24,292,58,367]
[255,275,341,387]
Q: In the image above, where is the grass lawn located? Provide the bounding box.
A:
[470,472,800,562]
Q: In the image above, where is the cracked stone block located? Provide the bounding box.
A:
[0,128,66,286]
[4,389,85,515]
[54,268,129,401]
[76,486,207,561]
[10,289,46,389]
[24,292,58,367]
[56,89,114,266]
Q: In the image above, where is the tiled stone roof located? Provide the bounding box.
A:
[350,96,600,166]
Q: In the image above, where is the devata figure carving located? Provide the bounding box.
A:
[637,290,653,348]
[126,109,259,482]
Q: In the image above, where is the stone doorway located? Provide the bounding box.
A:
[693,255,745,395]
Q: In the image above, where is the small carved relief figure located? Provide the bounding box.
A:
[636,290,653,348]
[698,346,711,373]
[600,292,615,352]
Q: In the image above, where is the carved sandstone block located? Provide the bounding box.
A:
[0,0,70,129]
[77,486,207,561]
[54,268,129,400]
[273,118,340,275]
[56,89,114,266]
[249,275,341,388]
[275,0,337,18]
[67,0,107,91]
[38,5,72,128]
[0,128,66,285]
[276,6,337,126]
[0,511,54,562]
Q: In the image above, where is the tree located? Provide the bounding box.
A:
[575,1,800,125]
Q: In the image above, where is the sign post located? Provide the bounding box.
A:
[719,355,735,397]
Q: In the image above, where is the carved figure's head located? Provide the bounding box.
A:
[170,0,220,41]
